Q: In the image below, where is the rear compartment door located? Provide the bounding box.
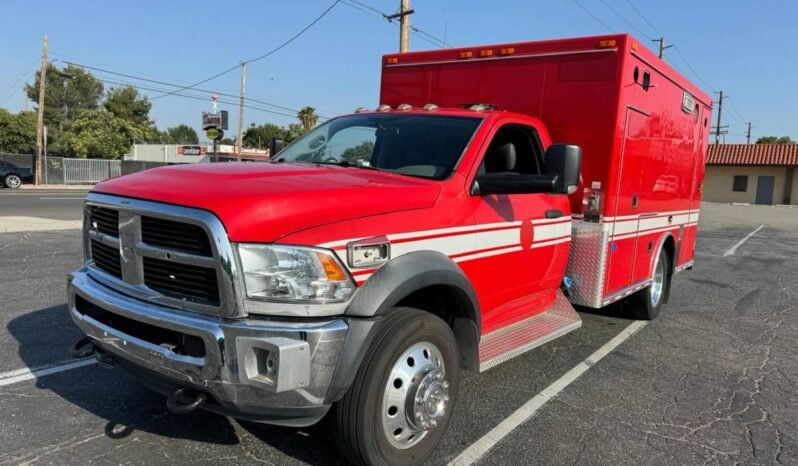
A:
[606,108,650,295]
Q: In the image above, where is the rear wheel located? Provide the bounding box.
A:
[334,308,460,466]
[4,174,22,189]
[630,247,669,320]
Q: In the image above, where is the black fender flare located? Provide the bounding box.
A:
[346,250,480,326]
[325,252,482,403]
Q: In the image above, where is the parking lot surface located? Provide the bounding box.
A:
[0,203,795,465]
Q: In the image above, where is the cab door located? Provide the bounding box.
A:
[462,120,571,333]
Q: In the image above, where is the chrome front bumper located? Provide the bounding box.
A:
[68,268,350,426]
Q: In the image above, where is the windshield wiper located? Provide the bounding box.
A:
[313,160,383,171]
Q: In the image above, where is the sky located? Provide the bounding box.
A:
[1,0,796,144]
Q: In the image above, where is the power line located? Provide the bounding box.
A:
[60,60,328,118]
[340,0,450,48]
[91,76,303,120]
[597,0,652,39]
[1,61,39,104]
[622,0,662,36]
[568,0,614,32]
[150,0,341,101]
[671,46,715,92]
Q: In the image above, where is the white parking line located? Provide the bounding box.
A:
[449,320,649,466]
[0,359,96,387]
[723,225,765,257]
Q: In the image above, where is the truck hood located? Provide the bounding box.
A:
[94,162,440,242]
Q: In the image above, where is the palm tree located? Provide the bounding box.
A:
[297,106,318,132]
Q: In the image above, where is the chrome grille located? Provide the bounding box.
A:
[90,206,119,236]
[83,193,241,317]
[143,256,220,305]
[141,216,212,256]
[90,240,122,278]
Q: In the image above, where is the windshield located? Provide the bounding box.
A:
[274,113,482,180]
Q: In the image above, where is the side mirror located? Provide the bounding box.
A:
[472,173,557,196]
[544,144,581,194]
[268,138,284,157]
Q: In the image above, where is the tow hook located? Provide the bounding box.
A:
[166,387,208,415]
[70,337,95,358]
[94,348,114,369]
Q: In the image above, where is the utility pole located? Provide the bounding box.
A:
[713,91,728,145]
[746,122,753,144]
[34,34,48,186]
[387,0,414,53]
[651,37,673,59]
[237,62,246,161]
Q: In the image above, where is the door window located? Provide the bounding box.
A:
[479,124,543,176]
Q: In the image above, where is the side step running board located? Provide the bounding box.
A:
[478,290,582,371]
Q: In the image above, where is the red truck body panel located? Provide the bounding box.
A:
[380,33,711,304]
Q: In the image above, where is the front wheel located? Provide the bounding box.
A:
[334,308,460,466]
[3,174,22,189]
[630,247,670,320]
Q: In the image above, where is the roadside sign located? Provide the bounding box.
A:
[177,145,206,156]
[206,128,223,140]
[202,111,229,130]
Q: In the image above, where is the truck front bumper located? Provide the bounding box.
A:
[68,268,364,427]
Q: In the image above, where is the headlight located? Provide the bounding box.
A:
[237,244,355,303]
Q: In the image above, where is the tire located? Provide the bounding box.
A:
[334,308,461,466]
[630,247,670,320]
[4,174,22,189]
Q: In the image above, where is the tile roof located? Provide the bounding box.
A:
[707,144,798,166]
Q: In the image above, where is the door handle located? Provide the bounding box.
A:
[545,209,563,219]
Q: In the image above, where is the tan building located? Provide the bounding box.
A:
[704,144,798,205]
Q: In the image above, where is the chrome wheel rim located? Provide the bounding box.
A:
[382,341,448,449]
[6,175,21,188]
[651,254,665,307]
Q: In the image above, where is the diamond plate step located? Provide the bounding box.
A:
[478,290,582,371]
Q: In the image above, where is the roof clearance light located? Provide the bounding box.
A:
[598,39,617,48]
[377,104,391,112]
[631,42,639,51]
[423,103,439,111]
[397,103,413,111]
[499,47,515,55]
[354,107,369,113]
[469,104,487,112]
[458,51,473,59]
[386,57,399,64]
[479,49,494,57]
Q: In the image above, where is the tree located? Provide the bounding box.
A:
[24,63,67,132]
[58,109,155,159]
[0,109,37,154]
[163,124,199,144]
[104,86,152,126]
[297,106,318,132]
[243,122,285,148]
[285,123,306,143]
[219,137,235,145]
[340,141,374,164]
[756,136,795,144]
[26,64,103,130]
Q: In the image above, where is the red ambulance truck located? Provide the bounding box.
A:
[68,34,711,465]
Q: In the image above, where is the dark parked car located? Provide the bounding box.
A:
[0,161,33,189]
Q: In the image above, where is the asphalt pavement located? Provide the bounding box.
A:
[0,203,795,465]
[0,189,89,220]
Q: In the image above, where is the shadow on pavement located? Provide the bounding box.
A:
[7,304,349,463]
